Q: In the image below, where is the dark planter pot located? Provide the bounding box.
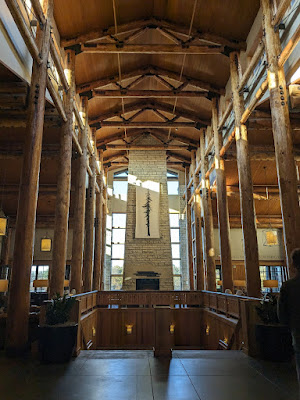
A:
[39,324,78,363]
[255,324,294,362]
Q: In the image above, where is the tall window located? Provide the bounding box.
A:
[110,213,126,290]
[30,265,49,292]
[113,169,128,198]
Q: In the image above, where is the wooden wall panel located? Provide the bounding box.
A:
[173,309,202,348]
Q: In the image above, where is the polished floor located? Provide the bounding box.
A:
[0,350,298,400]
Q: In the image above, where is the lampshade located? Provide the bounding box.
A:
[233,280,246,287]
[33,279,49,288]
[263,279,278,288]
[41,238,52,252]
[0,210,7,236]
[217,280,223,286]
[0,279,8,292]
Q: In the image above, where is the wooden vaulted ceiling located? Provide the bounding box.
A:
[53,0,260,169]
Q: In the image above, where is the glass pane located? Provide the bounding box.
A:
[106,215,112,230]
[112,228,126,244]
[170,228,180,243]
[167,181,179,195]
[37,265,49,280]
[172,260,181,275]
[113,181,128,195]
[112,244,125,259]
[112,213,126,228]
[106,230,112,245]
[173,276,182,291]
[171,244,180,259]
[111,260,124,275]
[111,276,123,290]
[106,245,111,256]
[30,265,37,291]
[169,213,179,227]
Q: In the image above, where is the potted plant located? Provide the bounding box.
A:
[39,294,78,363]
[255,293,293,361]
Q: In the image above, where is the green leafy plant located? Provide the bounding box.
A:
[255,293,279,325]
[45,294,76,325]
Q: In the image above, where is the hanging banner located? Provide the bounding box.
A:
[136,183,160,238]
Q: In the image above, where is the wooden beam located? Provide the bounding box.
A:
[262,0,300,276]
[212,98,233,292]
[104,152,127,163]
[5,0,41,64]
[200,129,216,291]
[166,151,191,163]
[105,145,192,151]
[90,100,209,125]
[47,76,67,122]
[238,40,265,91]
[83,156,96,292]
[50,49,75,298]
[185,167,194,290]
[70,96,89,293]
[93,89,208,99]
[77,64,224,95]
[272,0,292,27]
[5,0,53,355]
[81,43,224,55]
[93,172,103,291]
[230,51,260,298]
[97,121,204,129]
[62,17,246,50]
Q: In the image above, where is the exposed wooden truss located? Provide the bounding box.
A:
[89,100,210,126]
[62,18,246,51]
[77,65,224,95]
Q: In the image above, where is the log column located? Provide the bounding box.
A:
[191,152,204,290]
[185,166,195,290]
[100,168,107,290]
[230,52,261,298]
[70,97,88,293]
[83,153,96,292]
[200,129,216,291]
[6,0,53,354]
[262,0,300,276]
[212,98,233,292]
[49,49,75,298]
[93,170,102,291]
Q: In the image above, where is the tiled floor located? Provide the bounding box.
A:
[0,350,298,400]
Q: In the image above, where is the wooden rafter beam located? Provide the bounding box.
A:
[166,151,191,163]
[106,144,191,151]
[77,64,224,95]
[89,100,210,125]
[96,121,203,129]
[103,152,127,164]
[80,43,224,55]
[92,89,209,99]
[61,17,246,51]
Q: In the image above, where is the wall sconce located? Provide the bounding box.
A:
[0,210,7,236]
[92,327,96,337]
[169,324,175,334]
[205,325,210,335]
[126,324,133,335]
[223,337,228,345]
[41,237,52,252]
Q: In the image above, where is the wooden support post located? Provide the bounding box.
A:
[212,98,233,292]
[1,227,12,266]
[5,0,53,354]
[191,152,204,290]
[185,167,195,290]
[83,155,96,292]
[49,49,75,298]
[100,169,107,290]
[200,129,216,291]
[230,52,261,298]
[70,97,88,293]
[93,169,102,291]
[262,0,300,276]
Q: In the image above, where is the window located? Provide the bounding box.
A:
[169,212,181,290]
[110,213,126,290]
[259,265,287,293]
[30,265,49,292]
[167,170,179,195]
[113,170,128,197]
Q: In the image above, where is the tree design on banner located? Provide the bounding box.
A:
[142,189,152,236]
